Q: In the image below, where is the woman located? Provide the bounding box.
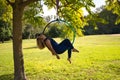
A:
[36,33,79,63]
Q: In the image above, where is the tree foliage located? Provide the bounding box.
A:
[22,2,47,38]
[43,0,95,36]
[106,0,120,24]
[23,1,46,27]
[0,20,12,43]
[0,0,12,22]
[0,0,12,42]
[82,6,120,35]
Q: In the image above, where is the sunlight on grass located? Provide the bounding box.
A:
[0,35,120,80]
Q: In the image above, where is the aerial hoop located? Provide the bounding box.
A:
[42,18,76,44]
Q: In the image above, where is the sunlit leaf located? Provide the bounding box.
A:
[115,16,120,24]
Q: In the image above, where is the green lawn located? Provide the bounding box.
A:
[0,34,120,80]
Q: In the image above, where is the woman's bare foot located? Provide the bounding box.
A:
[56,54,60,59]
[72,48,79,53]
[67,58,71,64]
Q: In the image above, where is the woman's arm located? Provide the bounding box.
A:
[44,39,60,59]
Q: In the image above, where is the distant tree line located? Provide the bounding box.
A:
[0,20,12,43]
[1,3,120,43]
[82,6,120,35]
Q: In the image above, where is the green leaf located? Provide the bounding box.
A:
[115,16,120,24]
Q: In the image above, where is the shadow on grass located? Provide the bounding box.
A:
[24,46,37,49]
[108,63,120,75]
[0,73,13,80]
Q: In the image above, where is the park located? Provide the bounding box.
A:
[0,0,120,80]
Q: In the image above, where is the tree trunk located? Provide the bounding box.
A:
[12,5,26,80]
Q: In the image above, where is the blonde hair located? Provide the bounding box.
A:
[36,37,45,49]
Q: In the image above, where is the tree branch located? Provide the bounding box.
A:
[51,0,56,5]
[21,0,39,7]
[65,0,69,4]
[6,0,14,6]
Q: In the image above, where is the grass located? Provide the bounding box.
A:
[0,34,120,80]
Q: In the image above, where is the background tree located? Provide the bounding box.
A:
[82,6,120,35]
[106,0,120,24]
[0,0,12,43]
[97,7,120,34]
[0,20,11,43]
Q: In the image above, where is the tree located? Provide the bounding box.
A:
[82,6,120,35]
[6,0,40,80]
[0,20,11,43]
[22,24,33,39]
[0,0,12,42]
[5,0,95,80]
[97,7,119,34]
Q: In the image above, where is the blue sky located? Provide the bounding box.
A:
[94,0,105,8]
[41,0,105,16]
[84,0,105,15]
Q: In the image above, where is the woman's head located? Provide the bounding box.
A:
[36,33,46,49]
